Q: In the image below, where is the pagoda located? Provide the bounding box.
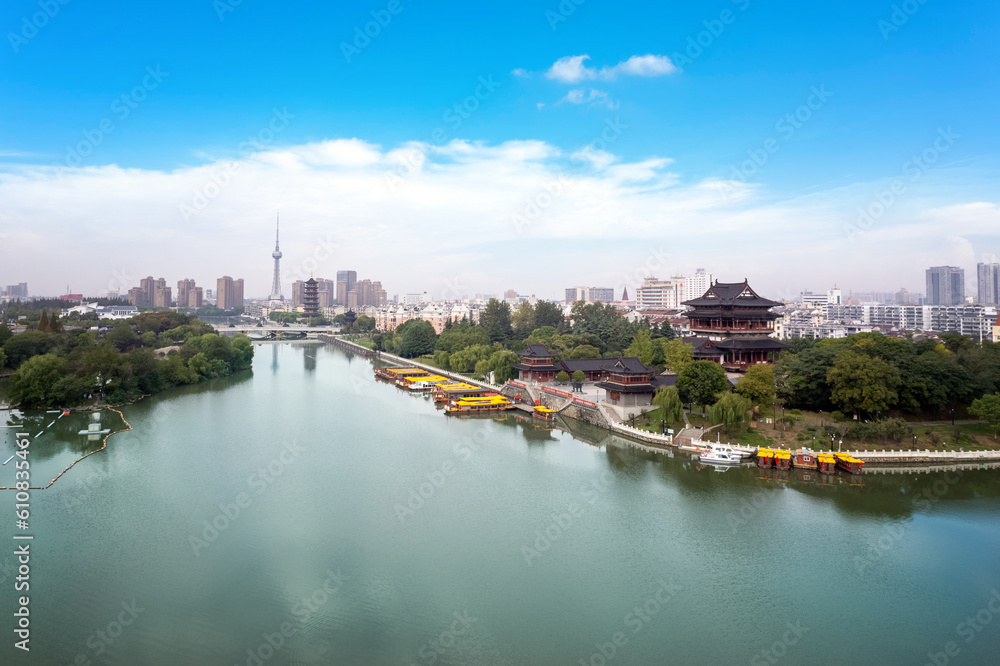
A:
[682,279,789,371]
[302,276,319,317]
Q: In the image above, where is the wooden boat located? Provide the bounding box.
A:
[532,405,556,421]
[792,447,818,469]
[398,375,449,391]
[445,395,514,415]
[375,367,426,381]
[756,448,774,468]
[817,453,837,473]
[835,452,864,475]
[433,383,486,402]
[774,450,792,470]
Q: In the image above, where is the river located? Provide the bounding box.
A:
[1,341,999,665]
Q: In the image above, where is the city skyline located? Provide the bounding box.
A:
[1,2,998,298]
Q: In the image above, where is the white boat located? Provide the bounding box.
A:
[699,450,743,465]
[710,443,753,459]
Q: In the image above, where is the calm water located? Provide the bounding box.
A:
[2,341,999,665]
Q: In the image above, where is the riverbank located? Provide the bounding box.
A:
[322,335,1000,471]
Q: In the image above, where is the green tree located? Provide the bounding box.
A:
[624,329,656,366]
[555,370,570,383]
[659,338,694,373]
[735,364,776,406]
[448,344,492,372]
[489,350,522,383]
[826,350,901,418]
[969,393,1000,439]
[567,344,601,359]
[397,320,437,358]
[37,311,49,332]
[3,330,55,367]
[480,298,513,343]
[107,321,139,352]
[571,369,586,383]
[0,324,12,346]
[0,348,6,369]
[512,301,535,340]
[652,386,684,424]
[676,361,729,409]
[533,301,564,330]
[9,353,69,407]
[710,392,753,435]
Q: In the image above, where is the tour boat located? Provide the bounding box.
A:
[532,406,556,421]
[835,452,865,475]
[756,448,774,468]
[792,447,819,469]
[817,453,837,473]
[445,395,514,415]
[774,449,792,470]
[698,450,743,465]
[432,383,485,402]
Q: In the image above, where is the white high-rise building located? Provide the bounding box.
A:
[637,277,686,309]
[685,269,715,303]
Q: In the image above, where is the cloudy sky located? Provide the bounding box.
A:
[1,1,998,301]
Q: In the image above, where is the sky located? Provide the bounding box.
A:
[1,0,999,301]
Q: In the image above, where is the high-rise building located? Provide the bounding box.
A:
[153,286,172,308]
[177,279,196,307]
[565,286,614,303]
[4,283,28,298]
[127,287,145,306]
[270,215,283,300]
[684,269,715,303]
[978,263,1000,305]
[140,276,156,306]
[636,277,686,309]
[190,287,203,308]
[336,270,357,305]
[217,276,245,310]
[926,266,965,305]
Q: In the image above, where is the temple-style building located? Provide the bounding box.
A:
[514,344,562,382]
[682,279,789,371]
[302,277,319,316]
[595,357,658,408]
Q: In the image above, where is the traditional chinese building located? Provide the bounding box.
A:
[595,357,657,407]
[513,344,562,382]
[682,279,789,371]
[302,277,319,316]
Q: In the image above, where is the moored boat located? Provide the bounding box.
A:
[817,453,837,473]
[835,452,864,475]
[698,450,742,465]
[774,449,792,470]
[756,448,774,468]
[445,395,514,415]
[532,405,556,421]
[792,447,818,469]
[433,383,485,402]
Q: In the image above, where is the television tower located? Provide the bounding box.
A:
[270,214,283,301]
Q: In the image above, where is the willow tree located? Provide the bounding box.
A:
[652,386,684,425]
[710,392,753,435]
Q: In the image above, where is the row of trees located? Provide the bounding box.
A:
[2,313,254,407]
[776,333,1000,419]
[366,299,679,379]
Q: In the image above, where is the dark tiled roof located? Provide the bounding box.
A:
[682,279,781,309]
[596,381,657,393]
[602,356,655,375]
[712,338,791,350]
[520,344,554,358]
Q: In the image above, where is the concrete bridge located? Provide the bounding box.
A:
[214,325,338,336]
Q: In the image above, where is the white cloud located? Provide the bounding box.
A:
[545,54,678,83]
[560,88,617,108]
[0,140,993,300]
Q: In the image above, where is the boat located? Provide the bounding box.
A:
[835,452,865,475]
[792,447,818,469]
[698,450,743,465]
[433,383,485,402]
[774,449,792,470]
[756,448,774,468]
[532,406,557,421]
[817,453,837,473]
[375,367,426,381]
[445,395,514,415]
[399,375,450,391]
[711,443,753,459]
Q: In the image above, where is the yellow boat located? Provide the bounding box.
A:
[532,405,556,421]
[445,395,514,415]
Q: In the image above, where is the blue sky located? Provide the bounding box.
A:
[1,0,999,299]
